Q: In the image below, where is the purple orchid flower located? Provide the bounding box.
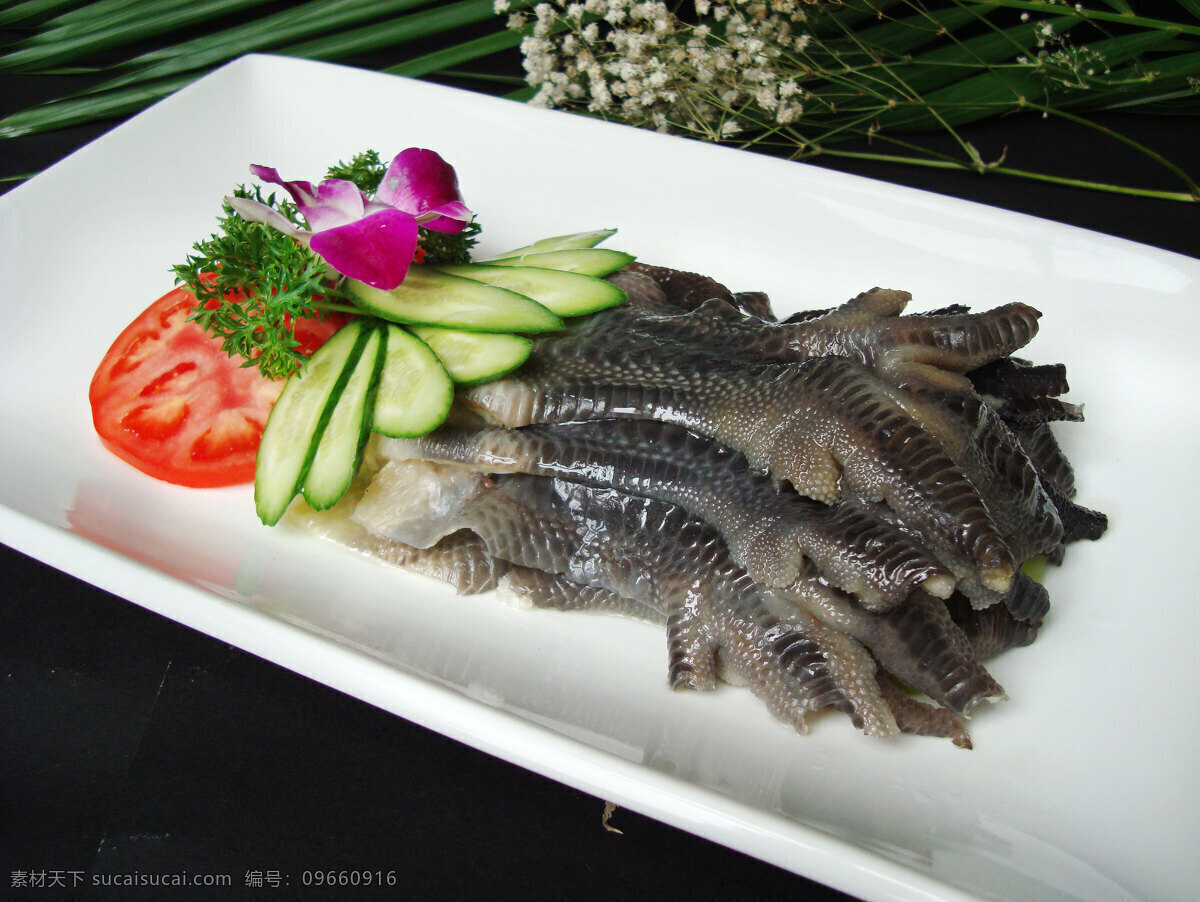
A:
[227,148,472,290]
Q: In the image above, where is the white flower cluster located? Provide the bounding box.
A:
[504,0,821,140]
[1018,12,1112,91]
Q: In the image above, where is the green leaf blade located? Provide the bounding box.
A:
[0,74,194,137]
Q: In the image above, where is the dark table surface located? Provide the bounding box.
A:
[2,53,1197,902]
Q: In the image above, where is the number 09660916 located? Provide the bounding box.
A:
[300,870,397,887]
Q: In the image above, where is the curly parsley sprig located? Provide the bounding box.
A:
[418,219,481,266]
[173,187,354,381]
[326,149,386,194]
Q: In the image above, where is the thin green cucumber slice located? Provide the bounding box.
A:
[372,324,455,437]
[483,228,616,261]
[301,326,383,510]
[255,320,367,526]
[409,325,532,385]
[347,268,562,334]
[487,248,634,277]
[435,264,627,318]
[1020,555,1046,583]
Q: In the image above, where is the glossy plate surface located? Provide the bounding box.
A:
[1,55,1197,902]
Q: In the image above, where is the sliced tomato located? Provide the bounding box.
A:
[289,304,347,356]
[89,282,345,488]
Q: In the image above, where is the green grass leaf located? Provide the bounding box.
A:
[383,28,523,78]
[0,0,525,138]
[1085,51,1200,110]
[24,0,276,44]
[0,73,193,137]
[281,0,511,62]
[75,0,440,86]
[977,0,1200,36]
[853,3,992,57]
[0,0,86,27]
[798,14,1082,124]
[0,0,281,69]
[805,0,910,40]
[38,0,157,26]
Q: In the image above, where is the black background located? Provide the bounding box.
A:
[1,21,1197,902]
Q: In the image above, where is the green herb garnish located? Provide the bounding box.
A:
[326,150,386,194]
[173,187,352,381]
[418,220,481,266]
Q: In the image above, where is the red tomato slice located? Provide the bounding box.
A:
[89,282,345,488]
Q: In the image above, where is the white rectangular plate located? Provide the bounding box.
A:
[1,55,1197,902]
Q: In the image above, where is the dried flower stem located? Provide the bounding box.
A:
[815,147,1200,203]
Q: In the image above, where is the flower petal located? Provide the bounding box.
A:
[375,148,472,233]
[309,209,420,289]
[249,164,320,208]
[249,165,366,231]
[226,195,311,242]
[305,178,367,232]
[415,200,474,234]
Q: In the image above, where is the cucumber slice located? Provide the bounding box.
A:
[487,248,634,277]
[372,324,455,437]
[255,320,367,526]
[435,264,627,318]
[347,267,563,334]
[409,325,532,385]
[302,326,383,510]
[484,228,616,260]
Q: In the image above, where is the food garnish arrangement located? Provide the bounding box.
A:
[90,148,1107,747]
